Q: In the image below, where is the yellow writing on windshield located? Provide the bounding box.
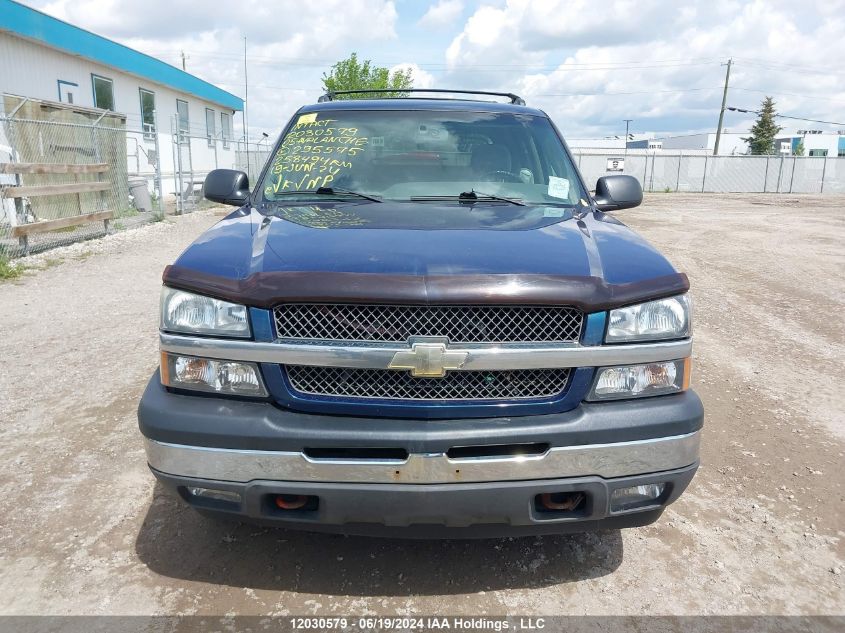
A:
[264,118,370,195]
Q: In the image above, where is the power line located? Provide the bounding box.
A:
[730,87,845,103]
[535,87,721,97]
[156,50,724,66]
[731,56,845,75]
[726,107,845,127]
[158,51,725,72]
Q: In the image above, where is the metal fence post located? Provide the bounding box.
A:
[152,109,163,214]
[648,152,656,192]
[820,156,827,193]
[789,156,797,193]
[4,106,25,239]
[776,155,784,193]
[701,155,708,192]
[186,133,194,210]
[642,153,648,190]
[763,156,769,193]
[675,152,682,192]
[173,114,183,214]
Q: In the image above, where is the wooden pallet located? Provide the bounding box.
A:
[1,162,113,255]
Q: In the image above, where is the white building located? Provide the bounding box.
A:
[776,132,845,157]
[657,132,749,155]
[0,0,244,198]
[567,134,651,151]
[656,130,845,157]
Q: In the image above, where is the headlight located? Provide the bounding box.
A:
[160,352,267,396]
[606,294,691,342]
[160,287,250,337]
[587,358,690,401]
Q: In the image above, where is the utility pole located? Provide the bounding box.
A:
[243,36,250,177]
[180,50,187,71]
[623,119,632,159]
[714,58,732,156]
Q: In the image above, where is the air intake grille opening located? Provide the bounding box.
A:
[286,366,572,401]
[304,447,409,461]
[446,443,550,459]
[273,304,583,344]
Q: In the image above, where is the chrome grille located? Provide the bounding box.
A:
[273,304,583,343]
[286,366,572,401]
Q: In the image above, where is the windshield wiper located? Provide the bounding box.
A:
[411,190,525,206]
[272,187,382,203]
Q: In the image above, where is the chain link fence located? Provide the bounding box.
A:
[4,99,844,263]
[168,116,269,214]
[1,95,165,259]
[572,150,845,194]
[235,142,271,185]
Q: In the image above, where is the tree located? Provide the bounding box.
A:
[793,139,805,156]
[321,53,413,99]
[743,96,782,155]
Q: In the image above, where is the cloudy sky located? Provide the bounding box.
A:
[22,0,845,140]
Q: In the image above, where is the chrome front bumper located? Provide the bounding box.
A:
[144,430,700,485]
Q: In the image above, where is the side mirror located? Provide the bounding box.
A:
[593,175,643,211]
[203,169,250,206]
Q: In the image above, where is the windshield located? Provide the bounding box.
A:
[260,110,586,206]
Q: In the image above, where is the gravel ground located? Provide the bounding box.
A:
[0,194,842,618]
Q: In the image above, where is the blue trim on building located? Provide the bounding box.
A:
[1,0,243,111]
[56,78,77,102]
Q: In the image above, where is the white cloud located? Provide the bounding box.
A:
[443,0,845,137]
[19,0,845,139]
[390,63,436,89]
[418,0,464,29]
[23,0,400,137]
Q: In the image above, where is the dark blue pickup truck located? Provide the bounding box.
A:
[138,90,702,538]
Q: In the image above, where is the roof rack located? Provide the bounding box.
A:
[317,89,526,106]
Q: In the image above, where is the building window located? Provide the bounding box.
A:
[808,149,828,157]
[206,108,216,147]
[220,112,232,149]
[176,99,190,139]
[92,75,114,110]
[58,80,78,104]
[139,89,156,140]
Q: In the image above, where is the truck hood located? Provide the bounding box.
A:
[165,202,688,311]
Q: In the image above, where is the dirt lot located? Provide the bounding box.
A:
[0,193,842,618]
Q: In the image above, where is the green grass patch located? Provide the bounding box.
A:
[41,257,63,269]
[0,254,25,281]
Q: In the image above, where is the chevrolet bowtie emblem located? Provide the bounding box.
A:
[388,343,469,378]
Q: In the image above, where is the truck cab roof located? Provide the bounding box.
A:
[299,98,548,117]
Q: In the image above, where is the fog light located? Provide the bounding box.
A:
[610,483,666,513]
[186,487,241,504]
[588,358,689,401]
[161,352,268,396]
